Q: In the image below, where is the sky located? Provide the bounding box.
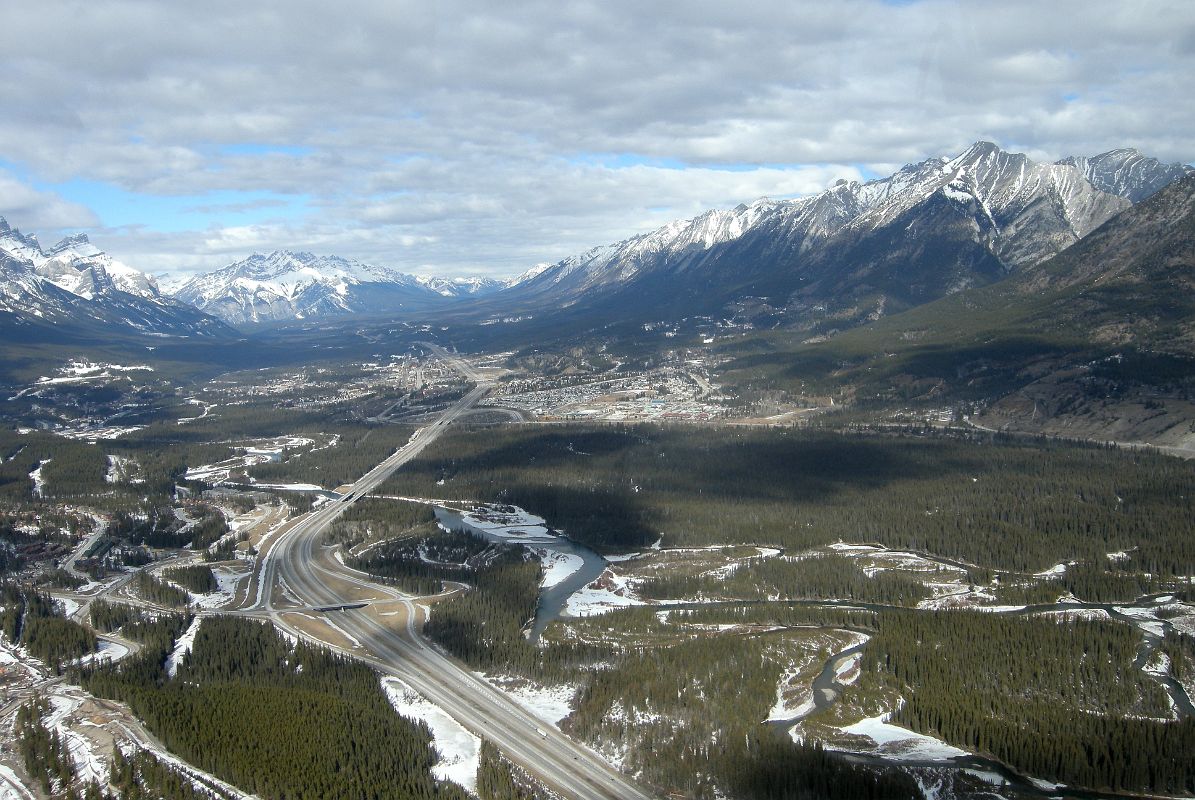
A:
[1,0,1193,282]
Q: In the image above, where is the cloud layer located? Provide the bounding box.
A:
[1,0,1192,277]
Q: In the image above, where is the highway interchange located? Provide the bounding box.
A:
[239,343,657,800]
[23,342,655,800]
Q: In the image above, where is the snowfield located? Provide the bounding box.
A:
[564,568,646,617]
[166,616,202,678]
[458,504,554,541]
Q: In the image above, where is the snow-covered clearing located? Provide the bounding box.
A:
[484,674,578,726]
[55,597,81,619]
[565,568,646,617]
[55,425,144,441]
[166,616,202,677]
[1033,562,1072,578]
[34,361,152,386]
[189,566,249,610]
[1114,605,1167,637]
[29,459,50,496]
[75,638,129,667]
[382,678,480,793]
[458,504,553,541]
[184,435,315,483]
[42,688,110,788]
[105,454,144,484]
[828,542,882,552]
[176,398,215,425]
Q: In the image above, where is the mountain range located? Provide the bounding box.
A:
[507,143,1190,331]
[0,218,232,341]
[1,142,1190,343]
[718,170,1195,448]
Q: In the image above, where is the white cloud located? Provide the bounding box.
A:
[0,169,98,231]
[0,0,1191,278]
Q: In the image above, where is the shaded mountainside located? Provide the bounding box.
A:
[503,143,1187,332]
[720,174,1195,448]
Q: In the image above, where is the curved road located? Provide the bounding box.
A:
[244,344,656,800]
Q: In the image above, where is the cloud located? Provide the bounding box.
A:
[0,168,99,231]
[0,0,1191,278]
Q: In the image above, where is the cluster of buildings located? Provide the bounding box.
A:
[484,364,728,422]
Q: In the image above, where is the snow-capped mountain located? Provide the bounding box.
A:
[507,263,553,287]
[0,219,162,299]
[509,142,1185,328]
[415,275,505,297]
[174,251,447,326]
[0,217,232,340]
[1058,148,1193,203]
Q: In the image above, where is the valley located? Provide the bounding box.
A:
[1,142,1194,800]
[1,337,1193,800]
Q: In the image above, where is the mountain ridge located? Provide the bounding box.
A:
[0,217,233,341]
[504,143,1190,332]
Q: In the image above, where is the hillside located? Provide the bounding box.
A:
[719,174,1195,450]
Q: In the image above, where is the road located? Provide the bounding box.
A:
[246,343,656,800]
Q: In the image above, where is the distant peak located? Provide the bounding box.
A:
[48,232,91,253]
[964,140,1002,154]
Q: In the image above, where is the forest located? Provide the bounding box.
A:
[81,615,468,800]
[862,610,1195,793]
[0,582,95,670]
[382,424,1195,582]
[5,369,1195,800]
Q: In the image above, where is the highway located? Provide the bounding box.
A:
[246,343,656,800]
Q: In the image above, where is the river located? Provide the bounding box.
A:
[433,505,608,641]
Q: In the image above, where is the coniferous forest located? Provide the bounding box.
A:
[81,616,467,800]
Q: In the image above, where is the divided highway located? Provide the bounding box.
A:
[245,344,656,800]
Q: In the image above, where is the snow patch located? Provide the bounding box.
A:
[166,616,202,677]
[565,568,645,617]
[485,675,577,725]
[190,567,249,610]
[459,504,553,541]
[831,713,968,762]
[531,548,584,589]
[383,678,480,793]
[29,459,50,496]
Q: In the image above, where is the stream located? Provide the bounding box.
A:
[427,508,1193,796]
[433,505,608,641]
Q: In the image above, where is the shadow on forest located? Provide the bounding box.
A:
[676,434,950,505]
[427,427,993,548]
[502,483,658,550]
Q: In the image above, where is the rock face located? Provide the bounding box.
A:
[1058,148,1193,203]
[173,250,450,327]
[0,217,232,340]
[505,142,1187,330]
